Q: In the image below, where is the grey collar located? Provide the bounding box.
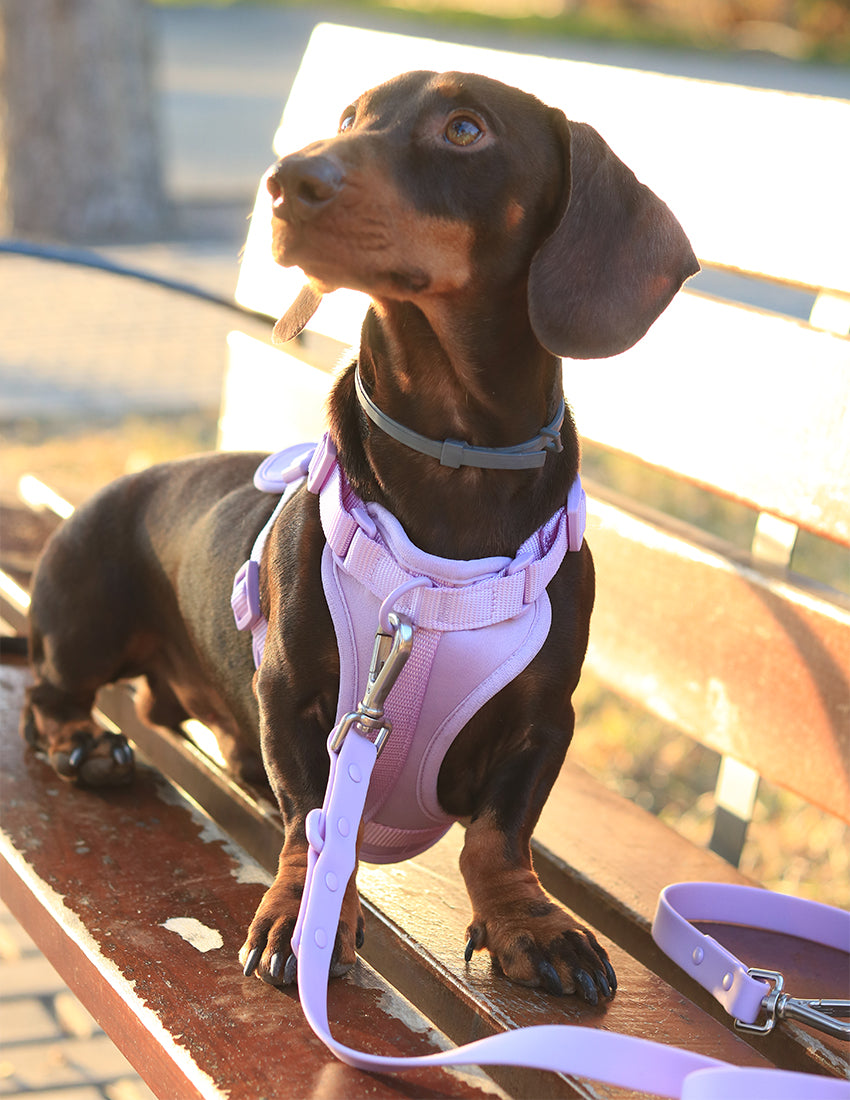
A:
[354,368,565,470]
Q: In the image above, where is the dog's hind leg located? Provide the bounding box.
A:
[21,526,145,787]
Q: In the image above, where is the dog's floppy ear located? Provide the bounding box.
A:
[528,117,699,360]
[272,281,324,345]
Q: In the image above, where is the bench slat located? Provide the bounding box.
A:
[92,681,773,1096]
[222,303,850,546]
[565,292,850,545]
[358,826,776,1099]
[583,490,850,820]
[0,665,504,1100]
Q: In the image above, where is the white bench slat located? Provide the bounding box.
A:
[583,491,850,821]
[218,332,332,450]
[236,22,850,306]
[564,291,850,544]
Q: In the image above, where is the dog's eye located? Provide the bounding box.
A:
[445,115,483,147]
[339,110,356,133]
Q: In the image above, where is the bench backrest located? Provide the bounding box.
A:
[223,24,850,839]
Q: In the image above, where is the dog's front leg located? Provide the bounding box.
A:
[239,821,364,986]
[238,515,364,987]
[458,727,616,1006]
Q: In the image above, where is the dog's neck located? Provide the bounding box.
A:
[327,291,579,560]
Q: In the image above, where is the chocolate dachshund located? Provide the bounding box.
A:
[23,70,697,1004]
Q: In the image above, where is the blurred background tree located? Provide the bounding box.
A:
[0,0,166,241]
[360,0,849,57]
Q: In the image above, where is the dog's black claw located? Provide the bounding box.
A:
[242,946,262,977]
[464,936,475,963]
[110,738,134,767]
[269,951,285,981]
[604,959,618,994]
[68,742,90,769]
[594,968,612,1000]
[283,953,297,985]
[538,960,563,995]
[574,968,598,1006]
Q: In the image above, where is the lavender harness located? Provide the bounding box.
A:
[232,432,586,863]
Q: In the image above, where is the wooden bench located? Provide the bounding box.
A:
[2,22,848,1098]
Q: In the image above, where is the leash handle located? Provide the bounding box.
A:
[652,882,850,1039]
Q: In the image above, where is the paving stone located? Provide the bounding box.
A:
[13,1089,105,1100]
[1,1035,142,1093]
[0,1040,89,1091]
[0,903,38,960]
[54,992,102,1040]
[61,1035,140,1084]
[0,997,62,1043]
[0,955,67,999]
[0,1059,20,1095]
[105,1078,159,1100]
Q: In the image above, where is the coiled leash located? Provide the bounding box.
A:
[287,611,849,1100]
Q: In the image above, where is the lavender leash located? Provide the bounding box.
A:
[290,714,850,1099]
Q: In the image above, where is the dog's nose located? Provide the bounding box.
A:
[267,153,344,222]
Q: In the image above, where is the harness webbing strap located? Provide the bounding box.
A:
[314,447,578,632]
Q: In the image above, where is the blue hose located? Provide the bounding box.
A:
[0,239,271,323]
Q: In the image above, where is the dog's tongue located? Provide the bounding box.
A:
[273,282,323,345]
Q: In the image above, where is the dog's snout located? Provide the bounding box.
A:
[268,154,344,222]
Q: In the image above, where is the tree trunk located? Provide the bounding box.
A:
[0,0,166,241]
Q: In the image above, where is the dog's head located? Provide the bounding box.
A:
[268,70,698,359]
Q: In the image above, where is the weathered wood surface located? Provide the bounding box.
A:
[91,679,776,1098]
[0,664,503,1100]
[358,828,777,1100]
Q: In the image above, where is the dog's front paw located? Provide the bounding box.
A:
[464,894,616,1006]
[240,863,364,987]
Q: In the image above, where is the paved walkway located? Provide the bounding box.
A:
[0,901,155,1100]
[1,7,847,1098]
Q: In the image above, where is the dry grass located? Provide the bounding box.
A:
[0,414,216,507]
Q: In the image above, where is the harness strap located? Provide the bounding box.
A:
[231,434,586,665]
[230,443,315,668]
[312,435,584,632]
[291,723,850,1099]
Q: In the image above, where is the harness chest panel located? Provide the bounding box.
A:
[232,434,586,864]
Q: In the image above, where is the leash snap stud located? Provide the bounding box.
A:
[329,612,414,756]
